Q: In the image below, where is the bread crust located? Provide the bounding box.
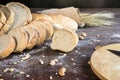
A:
[0,6,14,33]
[48,14,78,31]
[23,28,38,49]
[8,29,28,52]
[25,20,46,46]
[39,19,53,40]
[32,13,53,23]
[0,35,16,59]
[0,11,6,30]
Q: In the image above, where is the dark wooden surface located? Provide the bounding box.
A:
[0,8,120,80]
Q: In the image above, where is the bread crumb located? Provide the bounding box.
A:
[73,63,76,65]
[26,74,30,77]
[21,54,31,61]
[88,61,90,64]
[13,62,17,64]
[19,71,25,74]
[42,55,45,58]
[63,54,67,56]
[71,58,74,61]
[95,46,101,50]
[39,59,44,64]
[79,35,85,40]
[49,59,58,66]
[58,67,66,77]
[3,68,14,72]
[75,50,78,53]
[97,35,100,37]
[81,32,87,37]
[49,76,53,80]
[55,72,58,75]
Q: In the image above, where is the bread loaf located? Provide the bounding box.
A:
[8,29,28,52]
[6,2,32,28]
[0,6,14,33]
[50,29,79,52]
[0,35,16,59]
[48,14,78,31]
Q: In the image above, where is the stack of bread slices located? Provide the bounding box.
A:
[0,2,79,59]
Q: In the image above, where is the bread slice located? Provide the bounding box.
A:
[32,13,53,23]
[39,19,53,40]
[50,29,79,52]
[8,29,28,52]
[24,20,46,46]
[0,10,6,30]
[22,28,38,49]
[0,35,16,59]
[0,6,14,33]
[48,14,78,31]
[6,2,32,28]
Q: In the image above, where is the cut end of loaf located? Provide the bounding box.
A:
[50,29,78,52]
[0,35,15,59]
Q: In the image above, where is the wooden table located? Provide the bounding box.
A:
[0,8,120,80]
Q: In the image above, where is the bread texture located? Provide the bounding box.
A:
[8,29,28,52]
[32,13,53,23]
[6,2,32,28]
[0,35,16,59]
[0,10,6,30]
[50,29,79,52]
[22,28,38,49]
[24,20,46,46]
[0,6,14,33]
[49,14,78,31]
[39,19,53,40]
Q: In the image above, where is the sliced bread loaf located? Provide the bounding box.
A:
[24,20,46,46]
[22,28,38,49]
[49,14,78,31]
[0,35,16,59]
[50,29,79,52]
[8,29,28,52]
[6,2,32,28]
[0,6,14,33]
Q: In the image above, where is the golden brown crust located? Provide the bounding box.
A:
[32,13,53,23]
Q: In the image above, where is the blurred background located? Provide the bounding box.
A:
[0,0,120,8]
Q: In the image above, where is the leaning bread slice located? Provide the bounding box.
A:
[32,13,53,23]
[0,6,14,33]
[8,29,28,52]
[22,28,38,49]
[0,10,6,30]
[0,35,16,59]
[49,14,78,31]
[50,29,79,52]
[39,19,54,40]
[6,2,32,28]
[25,20,46,46]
